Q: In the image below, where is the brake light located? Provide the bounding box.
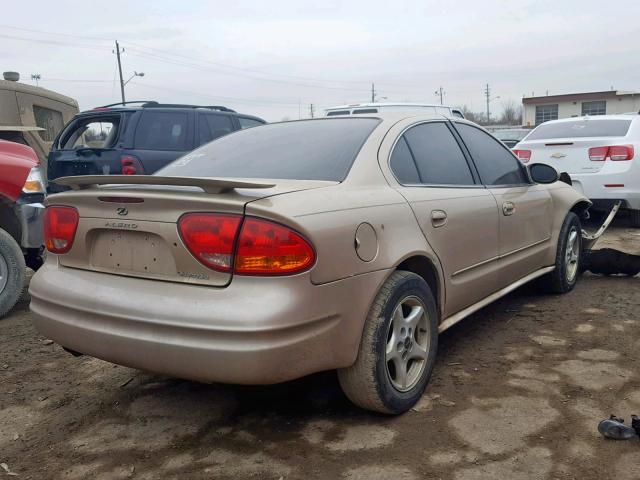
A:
[589,145,634,161]
[513,149,531,163]
[177,214,315,275]
[178,213,242,272]
[609,145,634,161]
[235,218,315,275]
[121,155,145,175]
[43,206,79,254]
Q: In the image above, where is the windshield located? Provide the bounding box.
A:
[526,119,632,140]
[157,118,380,181]
[493,129,530,141]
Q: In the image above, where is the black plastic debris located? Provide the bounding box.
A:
[582,248,640,276]
[598,415,639,440]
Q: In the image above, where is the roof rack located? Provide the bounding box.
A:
[96,100,157,108]
[140,103,236,113]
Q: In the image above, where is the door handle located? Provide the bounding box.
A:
[431,210,447,228]
[502,201,515,216]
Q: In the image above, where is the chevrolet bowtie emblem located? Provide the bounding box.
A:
[550,152,567,159]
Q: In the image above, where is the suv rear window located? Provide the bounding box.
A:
[157,118,380,182]
[526,119,632,140]
[135,111,189,150]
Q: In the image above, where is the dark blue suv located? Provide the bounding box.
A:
[47,101,265,192]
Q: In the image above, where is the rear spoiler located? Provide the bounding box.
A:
[53,175,276,194]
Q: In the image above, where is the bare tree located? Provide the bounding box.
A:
[457,105,486,125]
[499,100,522,126]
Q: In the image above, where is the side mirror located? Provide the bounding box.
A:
[528,163,559,184]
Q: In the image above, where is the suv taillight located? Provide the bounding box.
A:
[589,145,634,161]
[177,214,315,276]
[44,206,79,254]
[121,155,145,175]
[513,149,531,163]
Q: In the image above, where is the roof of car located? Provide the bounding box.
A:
[326,102,457,110]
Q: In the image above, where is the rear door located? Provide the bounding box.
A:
[128,109,194,173]
[389,121,501,317]
[454,122,553,286]
[47,113,123,191]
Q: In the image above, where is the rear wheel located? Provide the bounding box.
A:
[541,212,581,294]
[630,209,640,228]
[0,228,25,318]
[338,271,438,414]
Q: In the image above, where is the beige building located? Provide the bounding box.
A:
[522,90,640,127]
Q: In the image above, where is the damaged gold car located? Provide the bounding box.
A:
[29,114,591,414]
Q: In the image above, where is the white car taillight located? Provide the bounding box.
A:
[22,166,46,194]
[588,145,634,162]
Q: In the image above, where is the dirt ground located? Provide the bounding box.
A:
[1,220,639,480]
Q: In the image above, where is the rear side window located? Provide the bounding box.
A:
[455,123,529,186]
[526,119,632,140]
[352,108,378,114]
[238,117,264,129]
[157,118,380,182]
[135,111,189,151]
[390,136,420,184]
[198,114,234,144]
[397,122,475,185]
[60,116,120,150]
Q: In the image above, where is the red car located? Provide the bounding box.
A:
[0,140,46,317]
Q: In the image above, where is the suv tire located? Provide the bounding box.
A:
[338,271,438,414]
[0,228,25,318]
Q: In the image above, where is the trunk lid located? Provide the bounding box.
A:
[48,175,335,287]
[517,136,630,174]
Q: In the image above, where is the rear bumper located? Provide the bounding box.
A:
[29,262,388,384]
[570,173,640,210]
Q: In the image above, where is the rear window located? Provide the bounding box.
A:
[157,118,380,182]
[135,111,189,151]
[526,119,632,140]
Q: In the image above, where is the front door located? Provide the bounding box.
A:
[453,122,553,287]
[388,121,501,317]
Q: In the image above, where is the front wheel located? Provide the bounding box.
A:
[0,228,26,318]
[338,271,438,414]
[542,212,582,294]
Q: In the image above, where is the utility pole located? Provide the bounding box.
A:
[114,40,125,104]
[435,86,444,105]
[309,103,315,118]
[484,83,491,123]
[371,83,376,103]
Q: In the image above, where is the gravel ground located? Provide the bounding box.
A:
[1,220,638,480]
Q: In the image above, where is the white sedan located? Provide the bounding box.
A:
[514,114,640,226]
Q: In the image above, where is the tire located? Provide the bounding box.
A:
[0,228,25,318]
[630,209,640,228]
[338,271,438,414]
[541,212,582,294]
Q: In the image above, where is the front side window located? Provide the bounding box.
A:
[157,118,380,182]
[390,122,475,185]
[61,117,120,150]
[33,105,64,142]
[535,104,558,125]
[135,111,189,151]
[238,117,264,129]
[455,123,529,186]
[581,101,606,116]
[198,114,234,144]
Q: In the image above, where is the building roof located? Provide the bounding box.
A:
[522,90,640,105]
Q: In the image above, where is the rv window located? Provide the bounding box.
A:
[326,110,351,116]
[352,109,378,114]
[33,106,64,142]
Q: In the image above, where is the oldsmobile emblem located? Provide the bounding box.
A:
[550,152,567,159]
[116,207,129,216]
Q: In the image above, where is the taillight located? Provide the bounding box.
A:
[178,213,242,272]
[513,149,531,163]
[589,145,634,161]
[121,155,145,175]
[235,218,315,275]
[177,214,315,276]
[43,206,79,254]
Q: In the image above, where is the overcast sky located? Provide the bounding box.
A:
[3,0,639,121]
